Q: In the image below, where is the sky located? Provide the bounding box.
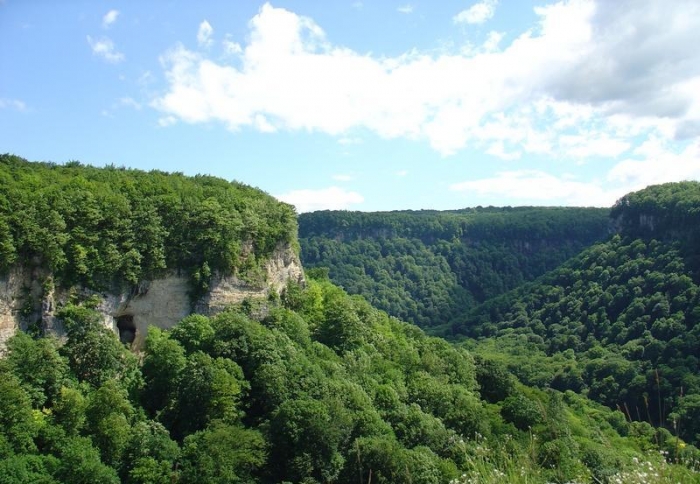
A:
[1,0,700,213]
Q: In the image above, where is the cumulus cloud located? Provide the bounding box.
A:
[451,137,700,206]
[397,5,414,14]
[222,38,242,56]
[151,0,700,177]
[450,170,614,206]
[607,140,700,188]
[276,186,364,212]
[102,9,119,29]
[87,35,124,63]
[454,0,498,25]
[197,20,214,48]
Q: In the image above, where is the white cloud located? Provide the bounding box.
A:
[158,116,177,127]
[119,97,142,110]
[482,31,504,52]
[450,170,614,206]
[102,9,119,29]
[451,138,700,206]
[151,0,700,179]
[332,174,355,181]
[87,35,124,63]
[0,98,27,111]
[397,4,414,14]
[276,186,364,212]
[223,38,242,56]
[559,133,630,158]
[396,170,408,177]
[454,0,498,25]
[486,142,521,160]
[253,113,276,132]
[197,20,214,48]
[607,141,700,189]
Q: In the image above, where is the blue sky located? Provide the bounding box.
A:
[1,0,699,212]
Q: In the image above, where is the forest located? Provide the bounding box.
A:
[0,157,699,483]
[1,277,697,483]
[0,154,297,300]
[299,207,610,329]
[450,182,700,448]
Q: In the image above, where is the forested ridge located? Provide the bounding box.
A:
[1,276,697,483]
[0,159,698,483]
[0,154,297,298]
[299,207,610,328]
[451,182,700,449]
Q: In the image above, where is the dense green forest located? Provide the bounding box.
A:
[299,207,610,328]
[0,154,297,299]
[1,276,697,483]
[449,182,700,449]
[1,159,699,482]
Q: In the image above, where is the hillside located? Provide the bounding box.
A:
[0,161,698,483]
[299,207,610,328]
[1,275,697,483]
[0,154,298,296]
[451,182,700,447]
[0,154,303,347]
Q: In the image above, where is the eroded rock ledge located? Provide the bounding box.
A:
[0,243,303,351]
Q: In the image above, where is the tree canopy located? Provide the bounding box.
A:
[299,206,610,328]
[0,154,298,297]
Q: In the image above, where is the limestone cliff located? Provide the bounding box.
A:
[0,243,303,351]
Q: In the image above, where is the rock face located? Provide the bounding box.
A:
[0,243,304,351]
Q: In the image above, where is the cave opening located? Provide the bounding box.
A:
[116,314,136,345]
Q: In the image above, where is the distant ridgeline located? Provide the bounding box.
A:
[453,182,700,447]
[612,181,700,277]
[299,206,611,328]
[0,154,298,297]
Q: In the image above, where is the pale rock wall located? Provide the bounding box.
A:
[0,268,24,348]
[0,243,304,351]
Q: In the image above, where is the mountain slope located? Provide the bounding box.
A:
[453,182,700,446]
[299,207,610,328]
[0,160,698,482]
[2,275,697,483]
[0,154,298,295]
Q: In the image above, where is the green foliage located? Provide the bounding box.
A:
[141,327,187,415]
[0,371,38,454]
[0,154,297,296]
[163,351,248,440]
[299,206,609,328]
[501,393,544,431]
[1,279,698,482]
[58,304,139,389]
[4,332,68,408]
[448,183,700,451]
[179,422,266,484]
[53,435,120,484]
[2,177,700,481]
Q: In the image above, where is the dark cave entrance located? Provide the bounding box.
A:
[116,315,136,345]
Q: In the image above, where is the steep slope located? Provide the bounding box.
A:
[0,158,697,482]
[0,154,302,347]
[2,276,697,483]
[452,182,700,447]
[299,207,610,328]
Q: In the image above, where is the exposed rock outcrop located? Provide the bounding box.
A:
[0,243,303,351]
